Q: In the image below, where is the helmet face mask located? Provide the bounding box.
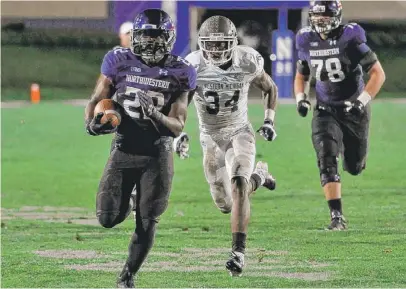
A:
[198,38,237,66]
[131,28,174,64]
[131,9,176,64]
[198,16,238,66]
[309,1,342,36]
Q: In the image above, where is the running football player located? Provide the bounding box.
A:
[84,9,196,288]
[295,0,386,230]
[186,16,278,276]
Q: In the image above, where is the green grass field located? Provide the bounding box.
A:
[2,101,406,288]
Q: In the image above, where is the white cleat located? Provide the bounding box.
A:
[225,251,245,277]
[252,161,276,190]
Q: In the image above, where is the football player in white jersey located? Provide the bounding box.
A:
[185,16,279,276]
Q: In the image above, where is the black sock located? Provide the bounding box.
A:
[126,218,157,274]
[327,199,342,215]
[250,174,262,192]
[232,232,246,254]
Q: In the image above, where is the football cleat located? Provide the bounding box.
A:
[252,161,276,191]
[226,251,245,277]
[116,265,135,288]
[327,210,347,231]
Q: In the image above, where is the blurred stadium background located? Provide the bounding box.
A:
[2,0,406,101]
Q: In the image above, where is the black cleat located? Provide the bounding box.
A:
[117,265,135,288]
[327,210,347,231]
[225,251,245,277]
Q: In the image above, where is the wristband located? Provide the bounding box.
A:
[357,91,372,106]
[149,107,163,122]
[295,92,308,104]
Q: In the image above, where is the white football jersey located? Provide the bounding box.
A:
[185,45,264,135]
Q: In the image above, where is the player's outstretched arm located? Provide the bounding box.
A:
[294,62,312,117]
[172,89,196,159]
[252,71,278,141]
[84,74,116,136]
[143,91,189,138]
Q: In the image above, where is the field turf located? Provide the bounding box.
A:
[2,101,406,288]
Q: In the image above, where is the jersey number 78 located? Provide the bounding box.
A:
[311,58,346,82]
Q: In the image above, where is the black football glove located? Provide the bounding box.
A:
[85,112,117,136]
[257,120,277,141]
[344,99,365,117]
[297,99,311,117]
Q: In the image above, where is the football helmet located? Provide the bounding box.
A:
[198,16,238,66]
[131,9,176,64]
[309,0,342,35]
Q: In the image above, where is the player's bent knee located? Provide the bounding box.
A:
[230,155,253,182]
[97,212,120,228]
[212,193,232,213]
[319,156,341,187]
[215,198,232,214]
[343,161,365,176]
[209,182,232,213]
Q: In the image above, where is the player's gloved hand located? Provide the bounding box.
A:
[257,120,277,141]
[344,91,372,116]
[297,99,311,117]
[173,132,190,159]
[344,99,365,116]
[138,90,154,114]
[138,90,163,120]
[85,112,117,136]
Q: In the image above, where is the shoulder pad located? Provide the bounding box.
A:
[343,23,367,44]
[112,46,131,53]
[234,45,264,78]
[296,27,313,50]
[185,51,201,69]
[238,45,264,68]
[167,55,197,91]
[235,45,258,55]
[299,26,313,35]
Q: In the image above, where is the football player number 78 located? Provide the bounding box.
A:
[311,58,346,82]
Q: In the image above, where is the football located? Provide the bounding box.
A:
[94,99,121,127]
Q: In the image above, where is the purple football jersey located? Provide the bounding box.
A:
[101,47,197,155]
[296,23,371,105]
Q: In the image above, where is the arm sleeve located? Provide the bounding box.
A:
[349,24,378,72]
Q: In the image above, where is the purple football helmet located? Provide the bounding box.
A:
[131,9,176,64]
[309,0,342,35]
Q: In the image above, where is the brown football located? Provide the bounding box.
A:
[94,99,121,127]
